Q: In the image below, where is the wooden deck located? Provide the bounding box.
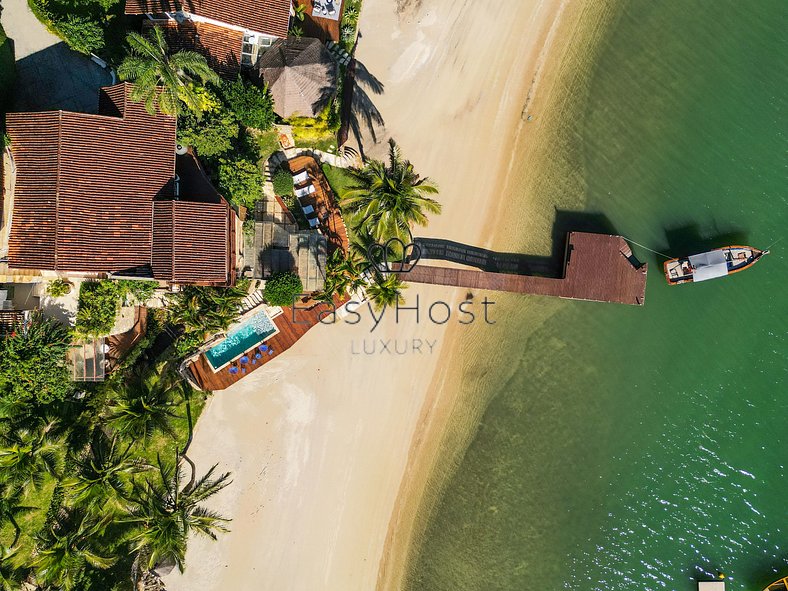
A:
[187,298,342,392]
[295,0,342,43]
[285,155,349,254]
[401,233,648,305]
[106,306,148,371]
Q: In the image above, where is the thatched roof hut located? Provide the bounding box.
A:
[255,38,337,119]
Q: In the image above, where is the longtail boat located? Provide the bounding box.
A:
[663,245,768,285]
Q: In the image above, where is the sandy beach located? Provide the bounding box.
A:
[164,1,571,590]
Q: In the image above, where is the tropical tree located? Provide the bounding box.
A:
[319,250,368,301]
[64,430,149,511]
[0,486,36,549]
[124,456,232,573]
[365,273,406,311]
[0,311,73,405]
[0,546,26,591]
[104,367,181,444]
[0,425,63,492]
[31,510,118,590]
[167,283,248,336]
[342,138,440,245]
[118,26,220,116]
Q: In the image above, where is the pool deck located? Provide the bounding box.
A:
[187,297,344,391]
[401,233,648,305]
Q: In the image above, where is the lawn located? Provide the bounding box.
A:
[321,163,356,200]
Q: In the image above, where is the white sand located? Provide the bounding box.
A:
[164,1,567,589]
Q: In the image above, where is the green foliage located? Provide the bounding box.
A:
[221,77,275,131]
[118,27,220,116]
[272,167,294,197]
[173,331,205,358]
[46,278,72,298]
[124,457,231,572]
[75,281,121,337]
[178,106,240,158]
[342,138,440,245]
[255,129,281,162]
[366,272,406,311]
[321,163,356,200]
[340,0,363,51]
[167,282,248,336]
[289,25,304,38]
[74,280,157,337]
[57,14,104,54]
[217,157,264,208]
[264,271,304,306]
[288,110,338,151]
[0,312,73,405]
[0,426,65,493]
[318,251,367,302]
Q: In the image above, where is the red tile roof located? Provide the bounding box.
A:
[146,20,243,76]
[125,0,292,39]
[152,200,232,284]
[5,83,235,285]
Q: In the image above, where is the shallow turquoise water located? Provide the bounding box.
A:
[409,2,787,590]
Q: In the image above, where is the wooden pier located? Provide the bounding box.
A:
[401,233,647,305]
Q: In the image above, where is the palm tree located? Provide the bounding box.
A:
[104,367,181,444]
[319,251,368,302]
[118,27,220,116]
[342,139,441,246]
[31,510,117,591]
[65,430,150,512]
[0,425,63,492]
[365,273,407,311]
[124,456,232,573]
[0,486,36,549]
[167,284,247,336]
[0,546,26,591]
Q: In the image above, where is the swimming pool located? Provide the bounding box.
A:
[205,309,278,371]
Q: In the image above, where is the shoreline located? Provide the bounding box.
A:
[163,1,597,589]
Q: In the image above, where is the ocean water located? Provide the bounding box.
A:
[407,2,787,590]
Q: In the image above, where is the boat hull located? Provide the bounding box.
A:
[663,245,767,285]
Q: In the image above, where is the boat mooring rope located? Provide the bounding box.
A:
[622,237,673,259]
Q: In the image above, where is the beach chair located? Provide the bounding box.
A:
[292,170,309,185]
[295,184,317,198]
[302,204,315,215]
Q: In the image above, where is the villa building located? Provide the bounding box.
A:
[0,82,239,287]
[124,0,293,75]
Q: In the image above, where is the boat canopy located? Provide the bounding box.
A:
[689,250,728,282]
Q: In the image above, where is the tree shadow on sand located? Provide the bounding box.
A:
[339,33,385,159]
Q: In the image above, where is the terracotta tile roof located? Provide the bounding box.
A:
[5,83,236,284]
[146,20,243,76]
[125,0,292,38]
[6,84,175,275]
[152,200,232,284]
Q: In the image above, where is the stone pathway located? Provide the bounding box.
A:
[0,0,113,112]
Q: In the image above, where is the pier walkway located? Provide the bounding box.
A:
[402,233,647,306]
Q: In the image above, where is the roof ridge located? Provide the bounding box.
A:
[54,111,63,270]
[170,200,176,281]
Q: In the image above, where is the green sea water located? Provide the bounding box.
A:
[407,2,787,590]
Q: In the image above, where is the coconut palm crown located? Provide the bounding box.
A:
[117,27,220,116]
[342,139,441,245]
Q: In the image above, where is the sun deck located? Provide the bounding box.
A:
[402,233,648,305]
[285,155,349,254]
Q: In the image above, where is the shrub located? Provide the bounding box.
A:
[75,280,122,337]
[217,157,263,208]
[178,105,239,158]
[221,77,275,131]
[264,271,303,306]
[46,278,72,298]
[57,14,105,54]
[117,279,159,304]
[0,311,73,404]
[272,168,293,197]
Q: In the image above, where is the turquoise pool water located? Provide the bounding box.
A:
[205,309,278,370]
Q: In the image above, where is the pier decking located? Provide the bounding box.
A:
[402,233,647,305]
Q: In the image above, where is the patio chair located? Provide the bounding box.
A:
[295,184,317,198]
[293,170,310,185]
[302,204,315,215]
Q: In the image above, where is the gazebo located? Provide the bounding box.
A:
[255,38,337,119]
